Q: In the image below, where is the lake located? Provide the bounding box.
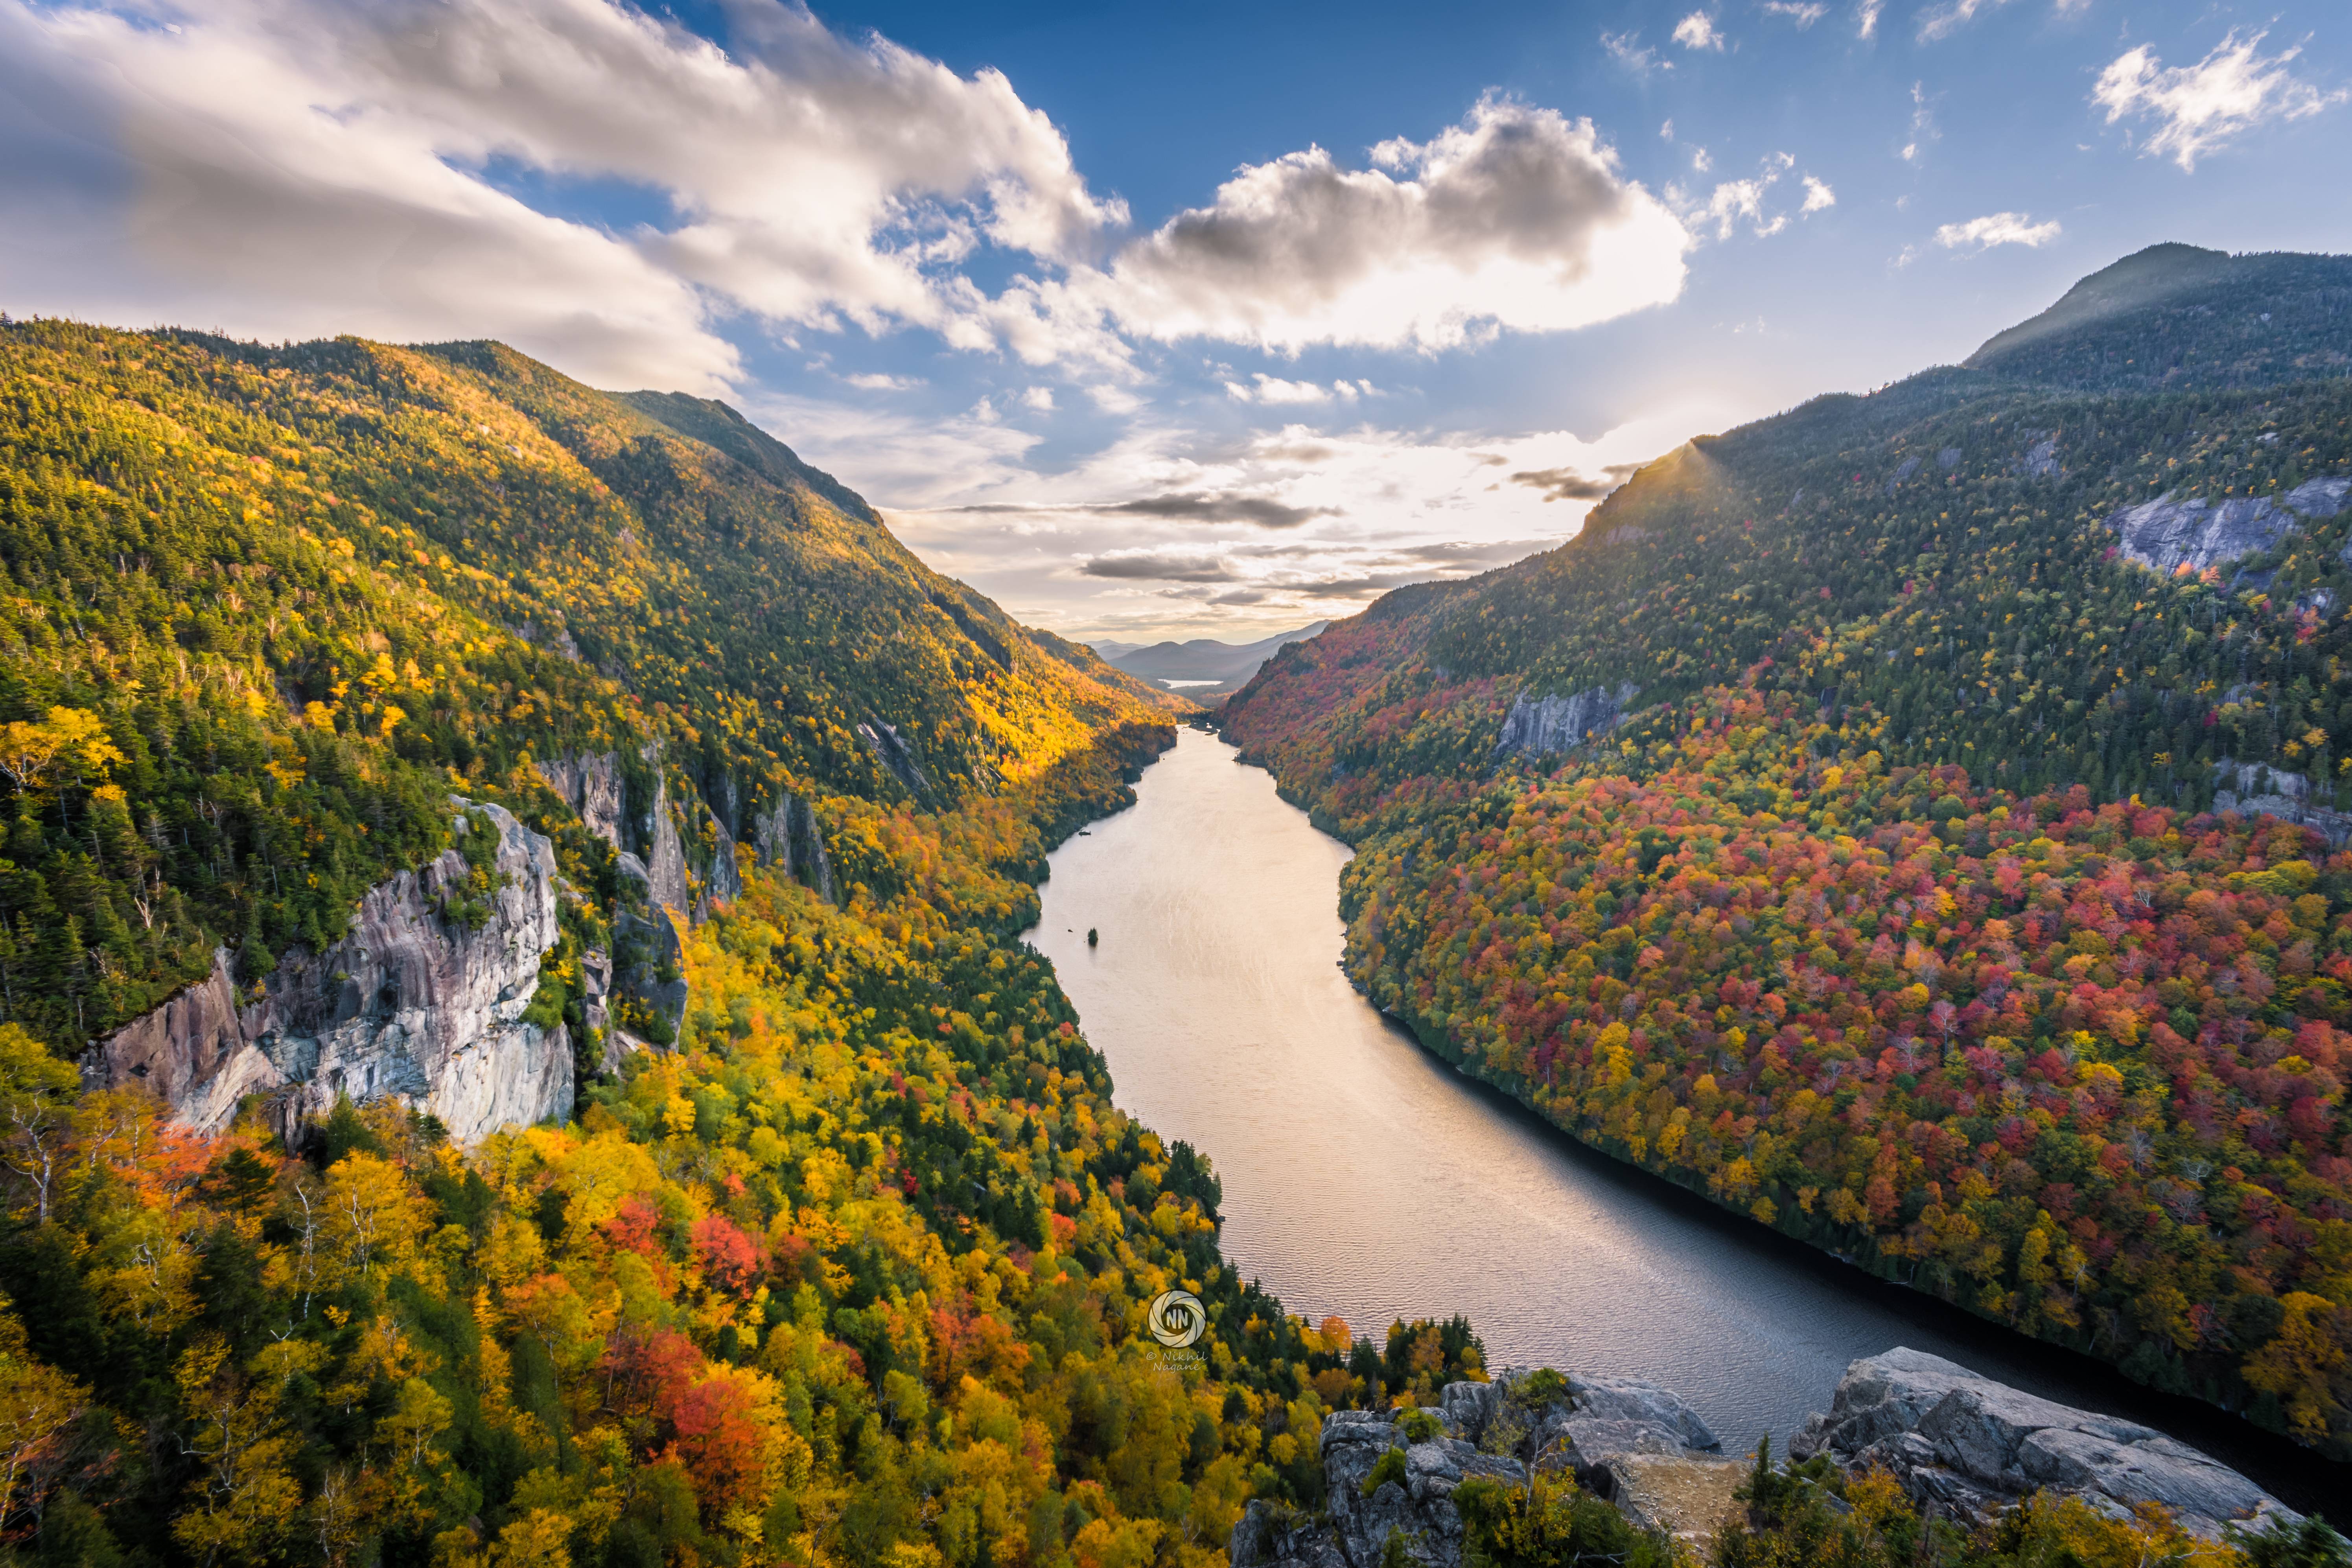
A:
[1023,726,2329,1507]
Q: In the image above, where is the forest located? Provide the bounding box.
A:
[1221,246,2352,1457]
[0,269,2344,1568]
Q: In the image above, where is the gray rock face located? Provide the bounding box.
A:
[642,768,691,918]
[1497,684,1640,757]
[2108,479,2347,575]
[1242,1373,1729,1568]
[535,751,625,848]
[87,802,571,1147]
[2288,476,2349,519]
[2016,436,2060,478]
[1790,1348,2295,1540]
[858,719,934,799]
[701,806,743,914]
[1316,1408,1529,1568]
[751,792,838,902]
[2211,759,2352,846]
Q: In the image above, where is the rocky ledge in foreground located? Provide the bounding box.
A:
[1793,1347,2300,1541]
[1235,1351,2298,1568]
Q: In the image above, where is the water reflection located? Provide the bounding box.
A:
[1024,729,2327,1506]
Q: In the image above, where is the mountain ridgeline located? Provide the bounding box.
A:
[1221,245,2352,1457]
[0,319,1503,1568]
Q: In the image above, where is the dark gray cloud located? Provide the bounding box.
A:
[1080,553,1236,582]
[1097,491,1340,528]
[955,490,1339,528]
[1507,461,1641,502]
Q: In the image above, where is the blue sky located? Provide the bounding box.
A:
[2,0,2346,642]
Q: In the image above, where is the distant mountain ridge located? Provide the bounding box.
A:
[1100,621,1328,693]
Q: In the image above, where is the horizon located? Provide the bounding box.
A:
[5,0,2347,644]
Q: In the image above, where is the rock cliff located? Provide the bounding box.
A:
[86,801,571,1146]
[2105,477,2348,575]
[1236,1369,1740,1568]
[1496,683,1640,757]
[1236,1352,2295,1568]
[751,791,838,902]
[1791,1347,2296,1541]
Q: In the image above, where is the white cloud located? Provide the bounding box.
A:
[1673,13,1726,50]
[1692,147,1714,172]
[1900,80,1939,162]
[1672,153,1803,241]
[845,372,926,391]
[2093,31,2345,171]
[1093,98,1690,353]
[1934,211,2062,249]
[1801,175,1836,211]
[1696,181,1785,238]
[1604,31,1671,76]
[1761,2,1829,28]
[0,0,1125,391]
[1856,0,1884,38]
[1660,119,1676,140]
[1916,0,2015,44]
[881,402,1748,641]
[1021,386,1057,411]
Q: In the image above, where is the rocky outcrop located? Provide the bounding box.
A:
[2211,759,2352,846]
[1237,1371,1736,1568]
[858,719,934,800]
[2015,435,2061,478]
[700,805,743,916]
[87,802,570,1146]
[641,765,690,917]
[1497,684,1639,757]
[2107,477,2348,575]
[535,751,625,848]
[751,792,838,902]
[1791,1348,2297,1541]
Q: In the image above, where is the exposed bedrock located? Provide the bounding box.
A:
[87,801,570,1146]
[1235,1354,2293,1568]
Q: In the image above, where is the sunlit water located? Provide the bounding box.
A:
[1024,729,2326,1504]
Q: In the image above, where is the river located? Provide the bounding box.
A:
[1024,727,2329,1507]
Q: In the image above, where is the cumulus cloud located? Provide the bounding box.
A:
[1801,176,1836,212]
[1761,3,1828,27]
[1674,13,1726,50]
[1093,98,1690,352]
[1934,211,2061,249]
[1,0,1122,390]
[1020,386,1057,411]
[2094,31,2345,171]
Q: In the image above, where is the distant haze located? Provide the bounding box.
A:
[1098,622,1326,696]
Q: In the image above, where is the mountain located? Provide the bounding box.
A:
[1104,622,1329,695]
[1221,245,2352,1457]
[0,318,1503,1567]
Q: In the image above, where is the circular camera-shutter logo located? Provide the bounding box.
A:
[1147,1290,1205,1348]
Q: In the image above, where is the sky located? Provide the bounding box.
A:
[2,0,2348,645]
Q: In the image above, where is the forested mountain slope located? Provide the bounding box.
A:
[0,319,1515,1568]
[1221,245,2352,1457]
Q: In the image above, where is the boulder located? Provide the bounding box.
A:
[1792,1348,2295,1539]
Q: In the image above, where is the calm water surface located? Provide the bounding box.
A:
[1024,729,2327,1506]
